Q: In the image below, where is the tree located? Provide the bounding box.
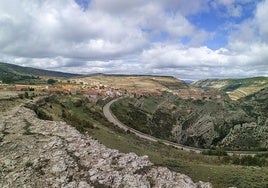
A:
[24,91,29,99]
[47,78,57,85]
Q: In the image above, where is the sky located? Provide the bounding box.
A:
[0,0,268,80]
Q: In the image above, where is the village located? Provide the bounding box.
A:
[0,77,224,104]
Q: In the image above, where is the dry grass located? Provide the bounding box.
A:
[72,75,186,91]
[0,91,20,99]
[228,86,266,100]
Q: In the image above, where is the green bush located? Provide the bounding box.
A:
[232,155,266,166]
[202,148,227,156]
[35,108,53,121]
[222,155,267,167]
[47,78,57,85]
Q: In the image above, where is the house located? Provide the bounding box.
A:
[15,85,28,91]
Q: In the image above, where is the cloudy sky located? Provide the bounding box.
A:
[0,0,267,80]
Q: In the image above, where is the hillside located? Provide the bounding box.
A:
[72,74,189,91]
[0,62,79,84]
[0,97,211,187]
[192,77,268,100]
[111,89,268,151]
[220,87,268,148]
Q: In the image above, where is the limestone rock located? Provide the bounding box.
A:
[0,104,212,188]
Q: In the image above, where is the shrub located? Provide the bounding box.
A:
[232,155,266,166]
[24,91,29,98]
[35,108,53,121]
[18,93,24,99]
[202,148,227,156]
[47,78,57,85]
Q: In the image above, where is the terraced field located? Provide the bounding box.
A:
[193,77,268,100]
[227,86,267,100]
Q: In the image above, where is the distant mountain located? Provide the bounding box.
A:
[0,62,80,84]
[192,77,268,100]
[182,79,195,84]
[73,74,189,91]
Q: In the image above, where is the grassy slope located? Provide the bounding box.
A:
[0,62,79,83]
[192,77,268,100]
[72,74,189,91]
[36,94,268,188]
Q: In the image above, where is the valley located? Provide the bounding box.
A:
[110,89,268,151]
[0,62,268,187]
[1,1,268,187]
[20,92,268,187]
[105,97,268,156]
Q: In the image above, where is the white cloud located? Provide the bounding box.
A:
[91,0,144,14]
[0,0,147,59]
[226,0,268,67]
[0,0,267,79]
[210,0,253,18]
[0,0,208,59]
[158,0,210,16]
[142,45,230,68]
[256,0,268,41]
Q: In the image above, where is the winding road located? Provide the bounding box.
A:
[103,98,204,153]
[103,97,267,156]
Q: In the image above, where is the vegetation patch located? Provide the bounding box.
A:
[23,119,34,135]
[25,161,34,168]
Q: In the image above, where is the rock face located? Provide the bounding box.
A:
[0,104,212,187]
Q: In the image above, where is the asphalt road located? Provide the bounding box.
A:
[103,97,204,153]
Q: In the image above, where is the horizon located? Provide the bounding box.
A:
[1,61,268,81]
[0,0,268,80]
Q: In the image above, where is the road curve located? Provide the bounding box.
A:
[103,97,268,156]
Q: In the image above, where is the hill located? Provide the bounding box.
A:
[0,97,211,187]
[72,74,189,91]
[220,87,268,149]
[111,87,268,151]
[192,77,268,100]
[0,62,79,84]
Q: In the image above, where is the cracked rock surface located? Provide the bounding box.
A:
[0,104,211,188]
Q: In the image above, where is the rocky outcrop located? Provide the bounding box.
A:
[0,104,211,187]
[221,122,268,149]
[176,115,218,148]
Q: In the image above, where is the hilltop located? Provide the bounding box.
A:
[0,62,191,92]
[192,77,268,100]
[0,62,79,84]
[72,74,189,91]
